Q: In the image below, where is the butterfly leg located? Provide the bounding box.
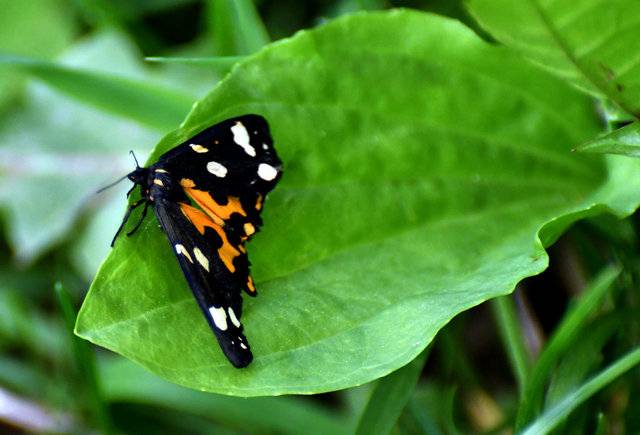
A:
[111,199,145,246]
[126,183,137,198]
[126,200,150,237]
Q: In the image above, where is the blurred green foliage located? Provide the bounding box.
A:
[1,0,640,434]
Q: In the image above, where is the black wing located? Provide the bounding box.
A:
[152,115,283,239]
[154,197,253,368]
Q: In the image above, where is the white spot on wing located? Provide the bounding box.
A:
[262,143,268,150]
[228,308,241,328]
[257,163,279,181]
[175,244,193,263]
[206,161,228,178]
[209,306,228,331]
[190,144,209,153]
[240,343,247,349]
[193,247,210,271]
[231,122,256,156]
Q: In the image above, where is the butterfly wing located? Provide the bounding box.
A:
[153,115,283,240]
[140,114,282,367]
[153,196,253,368]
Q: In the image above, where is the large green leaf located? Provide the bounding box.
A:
[467,0,640,116]
[76,10,640,396]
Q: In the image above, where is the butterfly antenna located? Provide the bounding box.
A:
[97,151,142,194]
[130,150,140,168]
[96,174,129,194]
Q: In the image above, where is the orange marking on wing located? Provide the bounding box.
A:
[184,187,246,223]
[255,194,263,211]
[179,203,209,235]
[179,203,241,273]
[247,276,256,293]
[182,187,225,226]
[180,178,196,188]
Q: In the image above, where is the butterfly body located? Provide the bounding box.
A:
[115,115,282,368]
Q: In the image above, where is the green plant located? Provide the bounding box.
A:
[1,1,640,433]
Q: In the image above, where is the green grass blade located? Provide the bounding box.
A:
[575,122,640,158]
[232,0,270,51]
[0,357,46,397]
[0,53,193,130]
[207,0,269,55]
[356,0,386,9]
[521,346,640,435]
[545,313,620,408]
[55,283,113,435]
[355,350,429,435]
[145,56,244,75]
[71,0,124,28]
[594,413,607,435]
[516,266,621,430]
[99,357,350,435]
[0,289,65,363]
[491,295,531,396]
[407,397,443,435]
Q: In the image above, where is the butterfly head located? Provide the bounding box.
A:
[127,167,149,186]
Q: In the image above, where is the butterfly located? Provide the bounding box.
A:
[110,114,283,368]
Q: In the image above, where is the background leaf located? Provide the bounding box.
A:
[467,0,640,117]
[0,32,162,264]
[76,10,640,395]
[207,0,270,55]
[0,54,194,131]
[0,0,76,110]
[100,357,352,435]
[577,121,640,157]
[516,266,620,428]
[521,346,640,435]
[355,350,429,435]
